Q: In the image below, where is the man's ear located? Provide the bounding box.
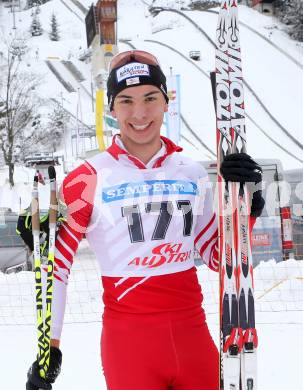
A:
[111,110,116,118]
[164,102,169,113]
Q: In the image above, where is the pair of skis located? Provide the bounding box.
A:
[31,166,57,382]
[213,1,258,389]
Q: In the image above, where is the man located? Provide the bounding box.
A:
[26,50,264,390]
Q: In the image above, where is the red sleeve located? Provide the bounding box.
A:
[53,161,97,283]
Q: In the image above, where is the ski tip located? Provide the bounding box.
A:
[48,165,56,180]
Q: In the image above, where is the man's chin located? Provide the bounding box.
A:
[130,137,154,146]
[128,131,158,144]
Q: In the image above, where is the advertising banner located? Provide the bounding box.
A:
[165,74,181,145]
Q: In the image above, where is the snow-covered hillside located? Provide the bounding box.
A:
[117,0,303,168]
[1,0,302,173]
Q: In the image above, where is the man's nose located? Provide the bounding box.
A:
[131,102,147,121]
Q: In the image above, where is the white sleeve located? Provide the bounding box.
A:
[50,276,68,340]
[41,259,68,341]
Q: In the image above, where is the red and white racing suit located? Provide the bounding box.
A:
[51,135,221,389]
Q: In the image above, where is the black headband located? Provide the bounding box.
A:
[107,62,169,111]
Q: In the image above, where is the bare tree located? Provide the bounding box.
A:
[0,37,44,186]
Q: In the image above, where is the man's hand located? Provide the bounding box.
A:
[220,153,262,184]
[26,347,62,390]
[220,153,265,217]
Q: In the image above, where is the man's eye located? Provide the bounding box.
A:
[146,96,156,102]
[120,99,132,104]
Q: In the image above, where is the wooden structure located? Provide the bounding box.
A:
[95,0,117,45]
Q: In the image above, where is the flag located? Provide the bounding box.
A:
[165,74,181,145]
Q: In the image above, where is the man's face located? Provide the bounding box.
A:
[111,84,168,150]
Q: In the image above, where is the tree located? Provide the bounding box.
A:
[0,37,45,186]
[276,0,303,42]
[288,0,303,42]
[45,104,68,151]
[49,13,60,41]
[27,0,51,8]
[188,0,220,10]
[26,0,36,9]
[30,13,43,36]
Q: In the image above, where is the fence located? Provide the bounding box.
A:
[0,240,303,328]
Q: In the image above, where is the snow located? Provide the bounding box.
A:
[1,0,303,389]
[115,0,303,168]
[1,242,303,389]
[1,0,303,169]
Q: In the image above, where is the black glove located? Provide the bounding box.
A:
[26,347,62,390]
[250,189,265,218]
[220,153,265,218]
[220,153,262,183]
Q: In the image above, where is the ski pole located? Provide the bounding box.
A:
[31,166,57,384]
[31,171,46,379]
[43,166,57,377]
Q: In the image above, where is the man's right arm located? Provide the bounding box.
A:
[27,161,98,390]
[50,161,97,343]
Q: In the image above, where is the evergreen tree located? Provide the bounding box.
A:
[276,0,303,42]
[288,0,303,42]
[49,13,60,41]
[188,0,220,10]
[26,0,49,9]
[30,14,43,36]
[26,0,35,9]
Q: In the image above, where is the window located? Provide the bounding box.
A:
[100,6,116,19]
[0,221,24,247]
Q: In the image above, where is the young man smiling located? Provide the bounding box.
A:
[26,50,264,390]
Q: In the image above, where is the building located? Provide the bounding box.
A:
[250,0,277,16]
[85,0,118,84]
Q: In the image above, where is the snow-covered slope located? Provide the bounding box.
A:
[0,0,302,173]
[117,0,303,168]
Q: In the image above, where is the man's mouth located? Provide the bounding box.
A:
[130,122,152,131]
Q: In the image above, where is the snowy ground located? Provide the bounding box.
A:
[2,316,302,389]
[1,241,303,389]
